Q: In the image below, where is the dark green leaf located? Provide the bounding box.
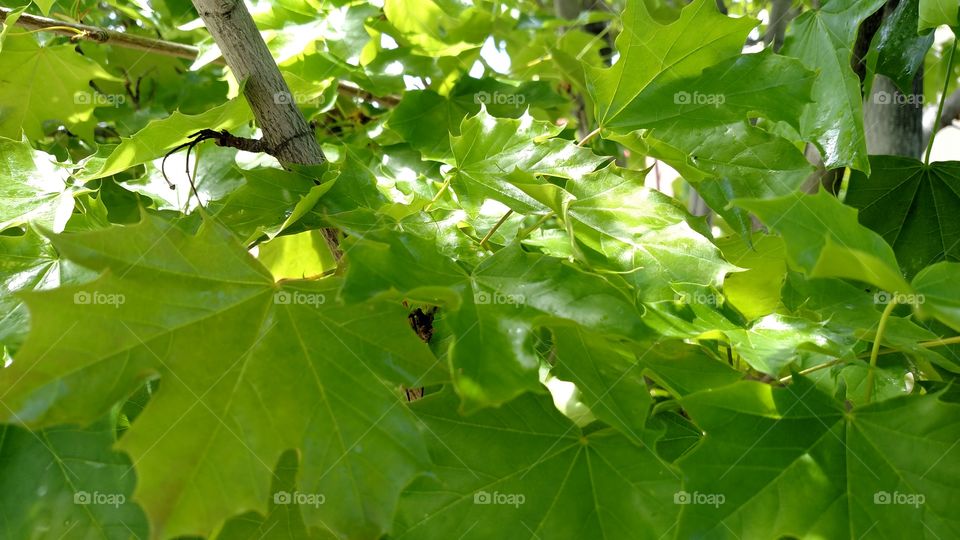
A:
[846,156,960,278]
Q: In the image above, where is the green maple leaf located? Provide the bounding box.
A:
[447,109,607,214]
[913,262,960,333]
[0,416,148,539]
[120,145,246,214]
[3,0,959,535]
[606,50,815,133]
[0,138,86,233]
[392,389,682,539]
[74,97,251,182]
[0,215,444,539]
[676,378,960,538]
[0,229,96,352]
[387,80,565,161]
[632,122,813,238]
[549,322,652,444]
[736,191,911,294]
[919,0,959,31]
[383,0,491,56]
[565,167,738,301]
[781,0,887,173]
[587,0,756,132]
[341,230,648,412]
[30,0,56,15]
[721,313,849,376]
[634,339,742,397]
[0,231,57,350]
[214,450,324,540]
[846,156,960,278]
[0,35,119,141]
[549,326,747,444]
[388,90,471,160]
[209,165,337,244]
[868,0,935,94]
[717,234,788,320]
[782,272,960,375]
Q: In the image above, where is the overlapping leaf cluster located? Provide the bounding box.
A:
[0,0,959,539]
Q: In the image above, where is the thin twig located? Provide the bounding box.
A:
[865,334,960,358]
[865,300,898,403]
[778,358,844,384]
[480,210,514,249]
[925,38,958,164]
[577,127,601,147]
[517,212,555,240]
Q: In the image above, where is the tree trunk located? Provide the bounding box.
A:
[764,0,793,52]
[190,0,325,166]
[803,0,921,191]
[860,1,924,158]
[865,72,924,157]
[553,0,580,20]
[189,0,340,256]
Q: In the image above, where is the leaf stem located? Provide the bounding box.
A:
[778,358,845,384]
[918,335,960,348]
[517,211,555,239]
[866,334,960,358]
[480,210,514,249]
[424,174,453,211]
[925,36,958,165]
[865,299,898,403]
[577,127,601,147]
[10,25,87,36]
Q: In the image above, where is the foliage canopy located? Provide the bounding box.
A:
[0,0,959,538]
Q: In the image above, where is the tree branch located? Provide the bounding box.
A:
[763,0,793,52]
[190,0,321,165]
[0,7,399,106]
[186,0,344,255]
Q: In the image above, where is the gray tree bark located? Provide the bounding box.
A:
[553,0,581,20]
[764,0,793,52]
[189,0,340,256]
[190,0,325,166]
[865,72,924,157]
[860,1,924,158]
[804,0,921,193]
